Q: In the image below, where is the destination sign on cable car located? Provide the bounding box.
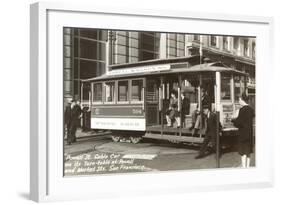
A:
[107,64,171,76]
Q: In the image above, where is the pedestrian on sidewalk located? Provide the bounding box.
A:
[232,92,255,168]
[64,99,72,141]
[68,99,82,145]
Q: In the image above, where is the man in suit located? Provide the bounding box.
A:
[195,105,221,159]
[68,99,82,145]
[64,99,72,144]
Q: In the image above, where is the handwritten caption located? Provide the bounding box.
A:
[64,153,152,175]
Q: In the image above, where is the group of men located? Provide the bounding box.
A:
[64,99,82,145]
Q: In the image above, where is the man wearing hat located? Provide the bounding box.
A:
[68,99,82,145]
[195,104,221,159]
[64,99,72,143]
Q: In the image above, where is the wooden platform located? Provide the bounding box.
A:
[146,125,205,135]
[144,125,238,144]
[143,133,204,143]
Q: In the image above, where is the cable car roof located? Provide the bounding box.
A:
[82,59,247,83]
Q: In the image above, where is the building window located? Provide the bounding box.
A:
[252,42,256,59]
[223,37,229,51]
[104,81,115,102]
[78,60,105,79]
[244,39,249,57]
[118,80,129,102]
[210,36,217,47]
[93,83,103,102]
[113,31,140,64]
[177,34,185,57]
[131,79,143,102]
[79,39,106,60]
[139,32,160,61]
[193,35,199,41]
[233,37,240,55]
[233,37,239,49]
[167,33,185,58]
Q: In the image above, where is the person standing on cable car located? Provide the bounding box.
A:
[202,88,211,111]
[180,90,190,128]
[191,88,211,136]
[166,91,180,127]
[232,92,255,168]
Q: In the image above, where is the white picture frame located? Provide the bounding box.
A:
[30,2,274,202]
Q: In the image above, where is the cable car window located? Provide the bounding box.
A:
[104,81,115,102]
[221,74,231,100]
[131,79,143,102]
[93,83,102,102]
[118,80,129,102]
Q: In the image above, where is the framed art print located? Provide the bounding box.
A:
[30,2,274,202]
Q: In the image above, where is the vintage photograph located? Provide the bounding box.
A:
[63,28,256,176]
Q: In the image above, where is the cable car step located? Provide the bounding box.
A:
[143,133,204,143]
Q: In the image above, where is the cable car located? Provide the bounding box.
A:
[81,55,247,144]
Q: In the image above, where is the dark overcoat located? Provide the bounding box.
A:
[205,112,220,141]
[181,97,190,116]
[64,104,71,126]
[202,93,211,110]
[70,104,82,126]
[232,105,255,155]
[197,111,221,155]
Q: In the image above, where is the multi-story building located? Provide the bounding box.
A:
[63,28,255,107]
[63,28,186,104]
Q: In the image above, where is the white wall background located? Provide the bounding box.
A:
[0,0,280,204]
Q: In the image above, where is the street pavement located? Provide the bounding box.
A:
[64,129,255,176]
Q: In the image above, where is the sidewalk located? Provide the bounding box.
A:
[64,128,111,157]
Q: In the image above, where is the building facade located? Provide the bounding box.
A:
[185,34,256,107]
[63,28,108,104]
[63,28,256,107]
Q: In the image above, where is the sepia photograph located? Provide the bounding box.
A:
[63,28,256,176]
